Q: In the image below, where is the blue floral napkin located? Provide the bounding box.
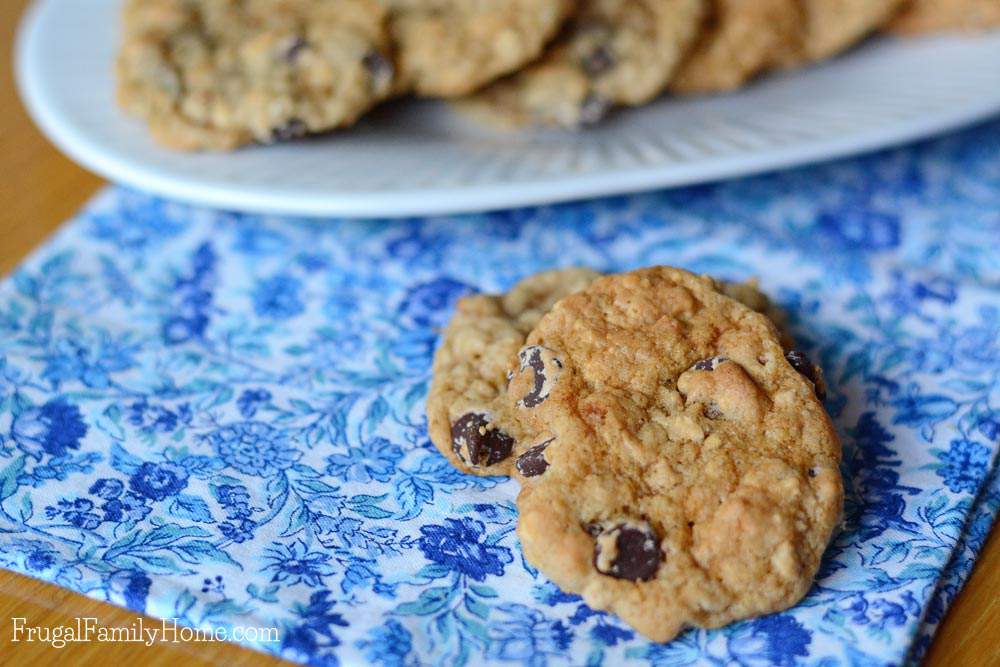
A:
[1,120,999,667]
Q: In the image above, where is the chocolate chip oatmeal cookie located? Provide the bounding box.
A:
[117,0,395,150]
[427,266,799,479]
[426,268,601,477]
[381,0,574,97]
[889,0,1000,35]
[460,0,706,128]
[778,0,907,63]
[671,0,802,94]
[507,266,841,642]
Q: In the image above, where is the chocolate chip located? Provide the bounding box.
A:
[450,412,514,467]
[284,37,308,63]
[808,467,817,478]
[785,350,815,381]
[515,439,552,477]
[692,356,727,372]
[517,346,562,408]
[592,521,662,581]
[582,45,615,76]
[363,51,394,92]
[522,347,546,407]
[703,402,723,420]
[517,345,562,408]
[578,94,611,126]
[271,118,308,142]
[785,350,826,401]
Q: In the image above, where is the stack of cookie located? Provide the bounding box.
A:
[427,266,843,641]
[117,0,1000,149]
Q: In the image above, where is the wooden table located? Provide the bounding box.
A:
[1,1,998,665]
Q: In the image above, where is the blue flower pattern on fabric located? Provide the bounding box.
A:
[1,121,999,665]
[726,616,811,667]
[128,462,190,501]
[325,437,402,484]
[934,439,991,494]
[264,540,337,588]
[11,399,88,460]
[253,273,306,320]
[204,422,301,477]
[418,518,513,582]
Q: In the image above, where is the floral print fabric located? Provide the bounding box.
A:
[1,120,999,666]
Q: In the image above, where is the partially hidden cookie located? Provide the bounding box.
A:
[459,0,706,128]
[117,0,395,150]
[888,0,1000,35]
[381,0,574,97]
[508,266,842,642]
[671,0,802,94]
[427,268,602,477]
[776,0,907,64]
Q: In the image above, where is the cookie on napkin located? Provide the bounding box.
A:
[427,268,601,477]
[428,267,802,478]
[507,266,842,642]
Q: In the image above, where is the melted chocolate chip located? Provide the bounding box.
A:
[363,51,394,91]
[450,412,514,467]
[703,402,723,420]
[579,94,611,126]
[518,346,559,408]
[785,350,826,400]
[592,521,662,581]
[808,467,817,478]
[284,37,308,63]
[692,356,727,372]
[515,439,553,477]
[785,350,815,381]
[582,45,615,76]
[522,347,546,407]
[271,118,308,142]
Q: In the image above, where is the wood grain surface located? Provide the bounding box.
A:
[0,1,998,665]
